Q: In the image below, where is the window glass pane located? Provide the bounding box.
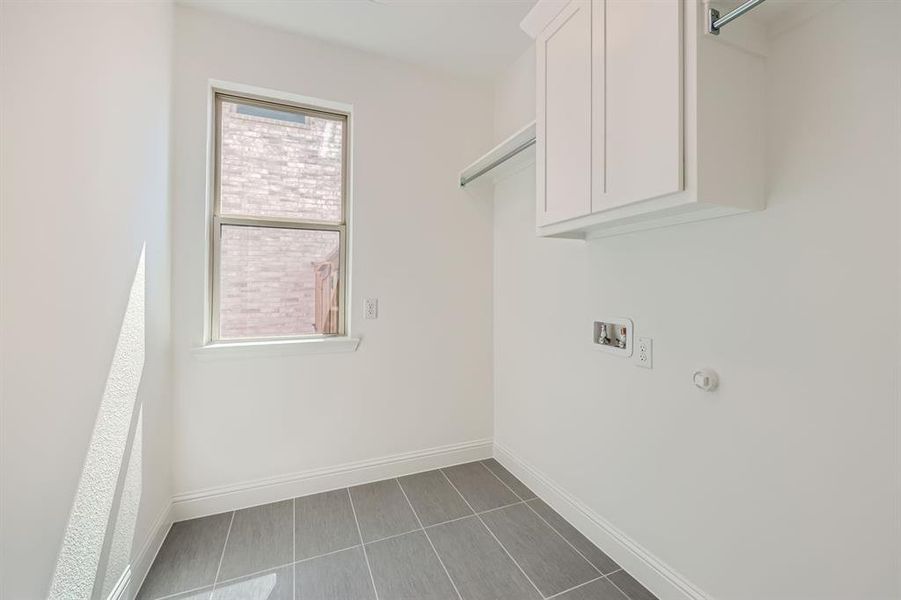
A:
[219,99,344,222]
[219,225,341,339]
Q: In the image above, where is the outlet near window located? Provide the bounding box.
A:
[363,298,378,320]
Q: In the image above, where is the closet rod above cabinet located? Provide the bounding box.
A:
[459,121,536,188]
[706,0,767,35]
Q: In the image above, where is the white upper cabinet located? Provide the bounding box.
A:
[536,0,593,226]
[523,0,766,239]
[600,0,682,211]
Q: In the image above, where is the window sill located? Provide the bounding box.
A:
[192,336,360,359]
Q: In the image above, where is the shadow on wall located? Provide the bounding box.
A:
[47,245,148,600]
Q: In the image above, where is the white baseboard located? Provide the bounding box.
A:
[493,442,713,600]
[172,439,493,522]
[123,502,173,600]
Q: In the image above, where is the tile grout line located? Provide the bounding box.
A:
[439,468,548,600]
[211,511,236,591]
[523,502,604,576]
[478,461,527,504]
[347,487,381,600]
[207,545,367,597]
[545,568,626,600]
[420,500,522,530]
[604,570,638,600]
[359,500,525,543]
[365,527,423,546]
[480,461,605,577]
[341,496,524,546]
[470,499,524,516]
[546,575,604,599]
[294,543,362,565]
[423,513,474,529]
[394,478,464,600]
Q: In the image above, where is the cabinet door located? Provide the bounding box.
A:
[594,0,682,212]
[537,0,592,226]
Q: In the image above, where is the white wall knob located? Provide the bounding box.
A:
[692,368,719,391]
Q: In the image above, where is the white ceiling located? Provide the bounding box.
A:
[179,0,538,81]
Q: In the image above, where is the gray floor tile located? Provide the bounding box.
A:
[349,479,420,542]
[527,499,620,574]
[398,470,473,526]
[441,462,519,512]
[480,503,598,597]
[212,565,292,600]
[295,546,376,600]
[481,459,536,500]
[141,473,652,600]
[608,570,659,600]
[138,512,232,599]
[365,530,458,600]
[218,499,293,581]
[295,489,361,560]
[555,578,629,600]
[427,516,541,600]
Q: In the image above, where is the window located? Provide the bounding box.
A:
[211,92,348,342]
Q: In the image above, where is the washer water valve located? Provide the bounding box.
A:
[593,318,633,357]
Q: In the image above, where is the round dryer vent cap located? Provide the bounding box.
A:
[692,369,719,392]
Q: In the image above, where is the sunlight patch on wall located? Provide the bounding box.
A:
[48,247,146,600]
[98,405,142,599]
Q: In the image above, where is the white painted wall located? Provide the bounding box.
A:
[493,45,536,142]
[493,2,901,599]
[171,7,494,499]
[0,2,173,598]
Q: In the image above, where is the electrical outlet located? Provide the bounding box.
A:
[363,297,378,320]
[636,337,653,369]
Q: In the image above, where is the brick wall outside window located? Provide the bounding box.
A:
[218,101,344,339]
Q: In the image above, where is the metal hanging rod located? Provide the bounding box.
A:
[706,0,766,35]
[459,136,535,187]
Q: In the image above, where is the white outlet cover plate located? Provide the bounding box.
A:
[636,337,653,368]
[363,298,378,319]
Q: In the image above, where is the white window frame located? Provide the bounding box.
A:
[201,82,357,354]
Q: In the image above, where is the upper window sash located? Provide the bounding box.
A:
[213,92,348,225]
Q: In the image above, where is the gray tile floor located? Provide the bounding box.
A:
[138,460,659,600]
